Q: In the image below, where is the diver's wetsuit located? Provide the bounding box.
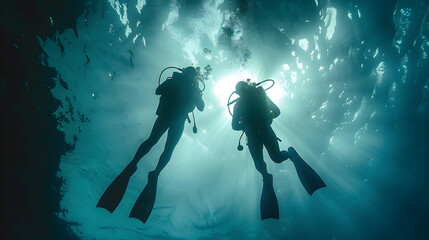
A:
[230,83,325,220]
[129,72,204,175]
[96,69,205,218]
[232,86,288,178]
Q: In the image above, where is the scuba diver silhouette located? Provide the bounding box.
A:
[97,66,205,223]
[229,79,326,220]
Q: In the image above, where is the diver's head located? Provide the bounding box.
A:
[235,81,250,96]
[182,66,199,80]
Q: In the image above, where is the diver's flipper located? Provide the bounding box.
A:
[260,174,280,220]
[129,171,159,223]
[288,147,326,195]
[97,164,137,213]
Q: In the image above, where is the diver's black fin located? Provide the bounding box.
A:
[288,147,326,195]
[97,164,137,213]
[260,174,280,220]
[129,171,159,223]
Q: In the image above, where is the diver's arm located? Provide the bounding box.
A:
[267,96,280,118]
[195,91,205,111]
[232,103,244,130]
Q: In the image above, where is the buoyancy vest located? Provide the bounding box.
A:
[156,72,199,118]
[239,86,273,129]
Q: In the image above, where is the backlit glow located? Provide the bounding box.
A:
[299,38,309,51]
[214,71,284,116]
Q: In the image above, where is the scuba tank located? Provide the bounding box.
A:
[158,66,206,134]
[227,79,275,117]
[158,66,206,91]
[227,79,276,151]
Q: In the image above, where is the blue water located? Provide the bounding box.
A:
[39,0,428,239]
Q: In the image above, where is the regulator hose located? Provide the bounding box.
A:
[158,67,183,86]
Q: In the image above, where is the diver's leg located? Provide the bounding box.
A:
[97,117,168,212]
[152,119,185,175]
[247,133,269,179]
[248,132,279,220]
[129,117,169,167]
[263,126,289,164]
[130,119,185,223]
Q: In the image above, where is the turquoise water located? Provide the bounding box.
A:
[38,0,428,239]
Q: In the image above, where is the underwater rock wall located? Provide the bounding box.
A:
[1,1,99,239]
